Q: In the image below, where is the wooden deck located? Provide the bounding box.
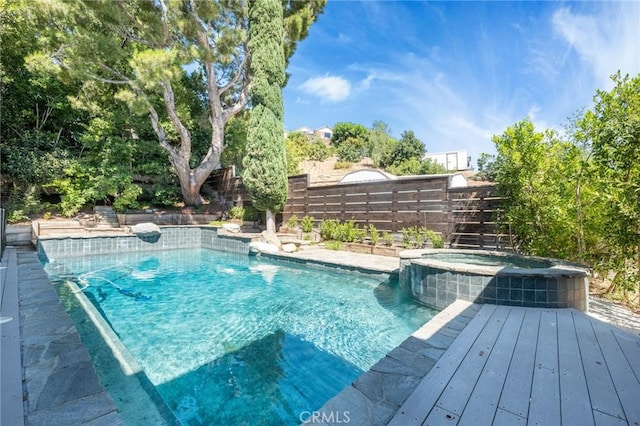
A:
[389,304,640,425]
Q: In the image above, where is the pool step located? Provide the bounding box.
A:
[94,206,120,228]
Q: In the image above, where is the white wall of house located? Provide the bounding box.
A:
[424,150,469,171]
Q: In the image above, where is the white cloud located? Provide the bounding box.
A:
[552,4,640,89]
[300,75,351,102]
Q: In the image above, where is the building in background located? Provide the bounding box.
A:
[424,150,470,171]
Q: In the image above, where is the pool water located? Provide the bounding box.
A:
[425,252,553,269]
[44,248,435,425]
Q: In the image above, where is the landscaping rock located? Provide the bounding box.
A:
[130,223,161,235]
[282,243,297,253]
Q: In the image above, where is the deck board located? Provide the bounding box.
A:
[457,307,525,426]
[573,311,627,420]
[612,331,640,382]
[388,304,497,426]
[528,309,561,425]
[591,317,640,424]
[433,306,509,417]
[557,309,594,426]
[497,308,541,418]
[390,305,640,426]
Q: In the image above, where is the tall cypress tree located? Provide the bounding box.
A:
[242,0,288,234]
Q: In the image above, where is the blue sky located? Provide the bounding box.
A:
[282,1,640,167]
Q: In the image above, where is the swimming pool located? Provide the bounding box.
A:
[44,248,435,425]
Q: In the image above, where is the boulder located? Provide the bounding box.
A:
[282,243,297,253]
[249,241,280,254]
[130,222,161,235]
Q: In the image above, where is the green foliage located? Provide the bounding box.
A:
[368,224,380,246]
[285,215,299,229]
[475,153,498,181]
[492,118,588,258]
[325,241,342,250]
[228,206,245,220]
[320,219,340,240]
[242,205,262,222]
[4,184,53,223]
[401,226,444,249]
[28,0,324,207]
[319,219,365,242]
[331,122,369,148]
[221,113,249,173]
[382,231,395,247]
[285,132,307,176]
[382,131,425,167]
[307,139,332,161]
[336,137,367,163]
[368,121,397,167]
[334,162,352,170]
[147,182,181,207]
[578,73,640,292]
[243,0,288,220]
[301,215,314,232]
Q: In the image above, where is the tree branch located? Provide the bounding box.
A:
[160,80,192,158]
[219,48,248,95]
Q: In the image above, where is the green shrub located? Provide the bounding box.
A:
[228,206,245,220]
[307,141,332,161]
[368,224,379,246]
[325,241,342,250]
[149,182,180,207]
[242,206,261,222]
[382,231,394,247]
[285,215,298,229]
[5,185,50,222]
[320,219,340,240]
[401,226,444,248]
[301,215,314,232]
[336,220,365,243]
[334,162,352,170]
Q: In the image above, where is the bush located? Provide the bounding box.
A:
[149,182,180,207]
[301,215,314,232]
[320,219,366,243]
[320,219,340,240]
[401,226,444,248]
[336,220,365,243]
[336,137,366,163]
[325,241,342,250]
[242,206,262,222]
[285,215,298,229]
[334,161,352,170]
[228,206,245,220]
[307,141,332,161]
[382,231,394,247]
[368,224,379,246]
[5,184,51,223]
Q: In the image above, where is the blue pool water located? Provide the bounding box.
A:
[44,248,435,425]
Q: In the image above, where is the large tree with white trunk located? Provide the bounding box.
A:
[30,0,325,206]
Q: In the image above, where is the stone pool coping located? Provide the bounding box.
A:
[399,248,590,277]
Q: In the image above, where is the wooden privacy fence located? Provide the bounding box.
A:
[207,169,509,250]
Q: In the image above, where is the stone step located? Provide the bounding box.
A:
[93,206,120,227]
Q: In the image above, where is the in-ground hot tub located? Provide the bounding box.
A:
[399,249,590,312]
